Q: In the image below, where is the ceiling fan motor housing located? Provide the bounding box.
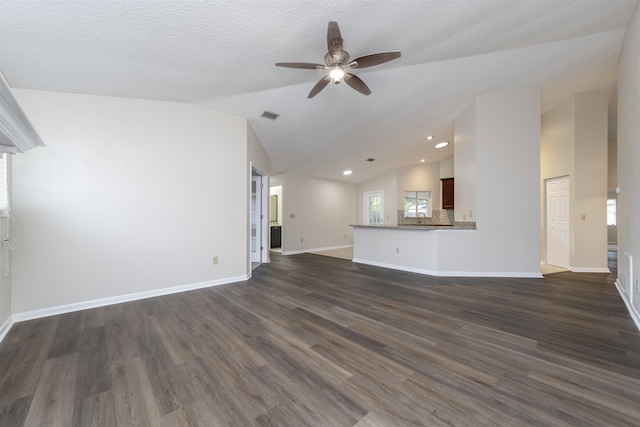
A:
[325,51,350,67]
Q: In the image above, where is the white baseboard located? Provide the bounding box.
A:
[282,244,353,256]
[352,258,543,278]
[282,249,307,255]
[11,274,250,324]
[569,267,611,273]
[353,258,438,276]
[310,244,353,251]
[0,315,14,344]
[615,278,640,332]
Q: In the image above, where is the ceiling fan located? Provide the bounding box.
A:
[276,21,401,98]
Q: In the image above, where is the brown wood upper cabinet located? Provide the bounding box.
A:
[441,178,454,210]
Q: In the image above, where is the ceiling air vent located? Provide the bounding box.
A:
[260,111,279,120]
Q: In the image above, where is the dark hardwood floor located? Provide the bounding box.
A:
[1,252,639,426]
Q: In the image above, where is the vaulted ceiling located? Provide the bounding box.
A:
[0,0,636,183]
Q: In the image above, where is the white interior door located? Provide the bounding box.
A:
[546,176,570,268]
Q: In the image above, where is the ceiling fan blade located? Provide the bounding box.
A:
[275,62,325,69]
[344,73,371,96]
[308,76,331,98]
[351,52,402,68]
[327,21,344,59]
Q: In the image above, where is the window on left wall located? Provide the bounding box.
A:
[0,154,8,216]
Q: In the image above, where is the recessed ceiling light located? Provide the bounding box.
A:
[366,158,376,162]
[343,170,352,176]
[420,159,426,163]
[434,141,449,149]
[426,135,434,140]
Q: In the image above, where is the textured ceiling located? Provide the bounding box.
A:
[0,0,637,183]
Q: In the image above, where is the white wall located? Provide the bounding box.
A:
[269,185,282,225]
[279,172,356,253]
[617,3,640,323]
[397,163,441,215]
[355,89,542,276]
[439,156,454,178]
[541,97,576,263]
[574,90,609,271]
[453,101,476,222]
[247,124,271,175]
[247,124,272,267]
[357,170,398,226]
[0,157,12,331]
[608,139,618,189]
[357,160,449,226]
[440,88,541,275]
[540,89,609,271]
[12,90,249,314]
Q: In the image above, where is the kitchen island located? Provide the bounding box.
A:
[351,223,542,278]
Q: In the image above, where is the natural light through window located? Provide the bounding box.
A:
[0,154,8,216]
[363,191,384,226]
[404,191,431,218]
[607,199,616,226]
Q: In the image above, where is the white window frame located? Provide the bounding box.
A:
[404,190,432,218]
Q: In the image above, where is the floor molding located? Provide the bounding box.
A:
[615,278,640,332]
[0,315,14,344]
[570,267,611,273]
[11,274,250,324]
[283,244,353,256]
[353,258,543,278]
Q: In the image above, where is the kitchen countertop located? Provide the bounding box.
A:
[351,223,476,231]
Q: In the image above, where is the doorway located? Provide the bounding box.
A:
[363,191,384,226]
[545,176,570,268]
[251,167,268,268]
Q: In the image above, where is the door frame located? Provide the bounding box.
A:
[249,164,269,267]
[363,190,384,226]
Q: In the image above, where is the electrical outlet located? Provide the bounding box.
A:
[463,214,466,220]
[300,237,304,243]
[290,213,295,219]
[344,234,347,239]
[396,247,399,254]
[581,214,586,221]
[212,256,218,265]
[469,210,473,218]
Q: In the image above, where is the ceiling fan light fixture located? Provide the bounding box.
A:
[330,67,345,83]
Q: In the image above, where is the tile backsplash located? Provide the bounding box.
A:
[397,209,454,226]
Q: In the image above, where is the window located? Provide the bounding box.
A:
[363,191,384,226]
[0,154,7,216]
[607,198,616,226]
[404,191,431,218]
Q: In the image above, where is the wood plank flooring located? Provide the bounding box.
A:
[1,252,639,426]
